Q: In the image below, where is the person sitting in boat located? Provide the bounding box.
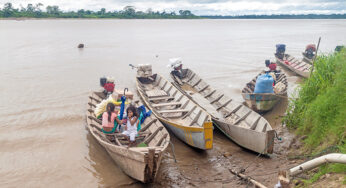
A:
[103,77,115,97]
[122,105,139,147]
[102,103,122,134]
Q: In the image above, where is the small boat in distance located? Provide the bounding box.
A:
[275,44,311,78]
[86,90,170,183]
[169,62,275,154]
[134,64,213,150]
[242,70,288,113]
[302,44,316,64]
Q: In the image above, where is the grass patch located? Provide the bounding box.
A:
[283,49,346,184]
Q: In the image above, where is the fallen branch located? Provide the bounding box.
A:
[229,168,268,188]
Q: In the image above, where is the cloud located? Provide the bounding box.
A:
[0,0,345,15]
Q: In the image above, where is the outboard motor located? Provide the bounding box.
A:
[169,58,184,79]
[335,45,344,52]
[265,60,270,67]
[275,44,286,60]
[305,44,316,59]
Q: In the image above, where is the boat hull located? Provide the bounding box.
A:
[213,119,275,154]
[242,93,280,113]
[170,69,275,154]
[86,91,169,183]
[275,54,310,78]
[136,77,213,150]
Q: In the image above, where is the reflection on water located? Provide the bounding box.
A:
[0,19,345,187]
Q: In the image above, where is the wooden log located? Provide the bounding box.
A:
[229,168,268,188]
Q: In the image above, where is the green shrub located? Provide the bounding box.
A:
[284,49,346,152]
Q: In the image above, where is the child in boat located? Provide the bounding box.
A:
[102,103,122,134]
[122,105,139,147]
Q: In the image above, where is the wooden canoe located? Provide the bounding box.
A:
[136,74,213,150]
[241,71,288,113]
[170,68,275,154]
[275,54,311,78]
[302,52,314,65]
[86,91,170,183]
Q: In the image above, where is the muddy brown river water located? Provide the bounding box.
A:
[0,19,345,187]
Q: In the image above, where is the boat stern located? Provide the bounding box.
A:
[203,121,213,150]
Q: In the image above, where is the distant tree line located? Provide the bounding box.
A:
[202,14,346,19]
[0,3,198,19]
[1,3,345,19]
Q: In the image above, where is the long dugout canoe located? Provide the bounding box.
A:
[136,72,213,150]
[241,71,288,113]
[86,91,170,183]
[170,67,275,154]
[275,54,311,78]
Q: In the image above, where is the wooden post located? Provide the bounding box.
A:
[310,37,321,74]
[147,148,155,176]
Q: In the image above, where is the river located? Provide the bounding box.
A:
[0,19,345,187]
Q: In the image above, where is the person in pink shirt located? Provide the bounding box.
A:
[102,103,122,134]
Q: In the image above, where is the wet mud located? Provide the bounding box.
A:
[150,99,301,188]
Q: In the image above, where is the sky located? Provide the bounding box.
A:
[1,0,345,15]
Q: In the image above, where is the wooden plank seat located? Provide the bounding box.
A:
[158,109,189,114]
[149,96,174,101]
[146,89,168,98]
[152,102,182,107]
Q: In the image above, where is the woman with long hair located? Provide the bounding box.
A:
[102,103,122,134]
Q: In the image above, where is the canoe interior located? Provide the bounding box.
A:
[170,68,275,154]
[136,74,213,150]
[275,54,311,78]
[86,91,170,183]
[241,71,288,112]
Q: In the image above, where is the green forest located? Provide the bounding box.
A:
[0,3,198,19]
[1,2,346,19]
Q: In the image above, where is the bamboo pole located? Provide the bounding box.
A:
[310,37,321,74]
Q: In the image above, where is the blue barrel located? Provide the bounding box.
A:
[254,74,274,93]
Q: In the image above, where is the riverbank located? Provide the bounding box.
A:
[283,49,346,186]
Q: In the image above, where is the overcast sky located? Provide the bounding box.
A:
[1,0,345,15]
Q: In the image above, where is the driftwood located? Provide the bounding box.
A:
[229,168,267,188]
